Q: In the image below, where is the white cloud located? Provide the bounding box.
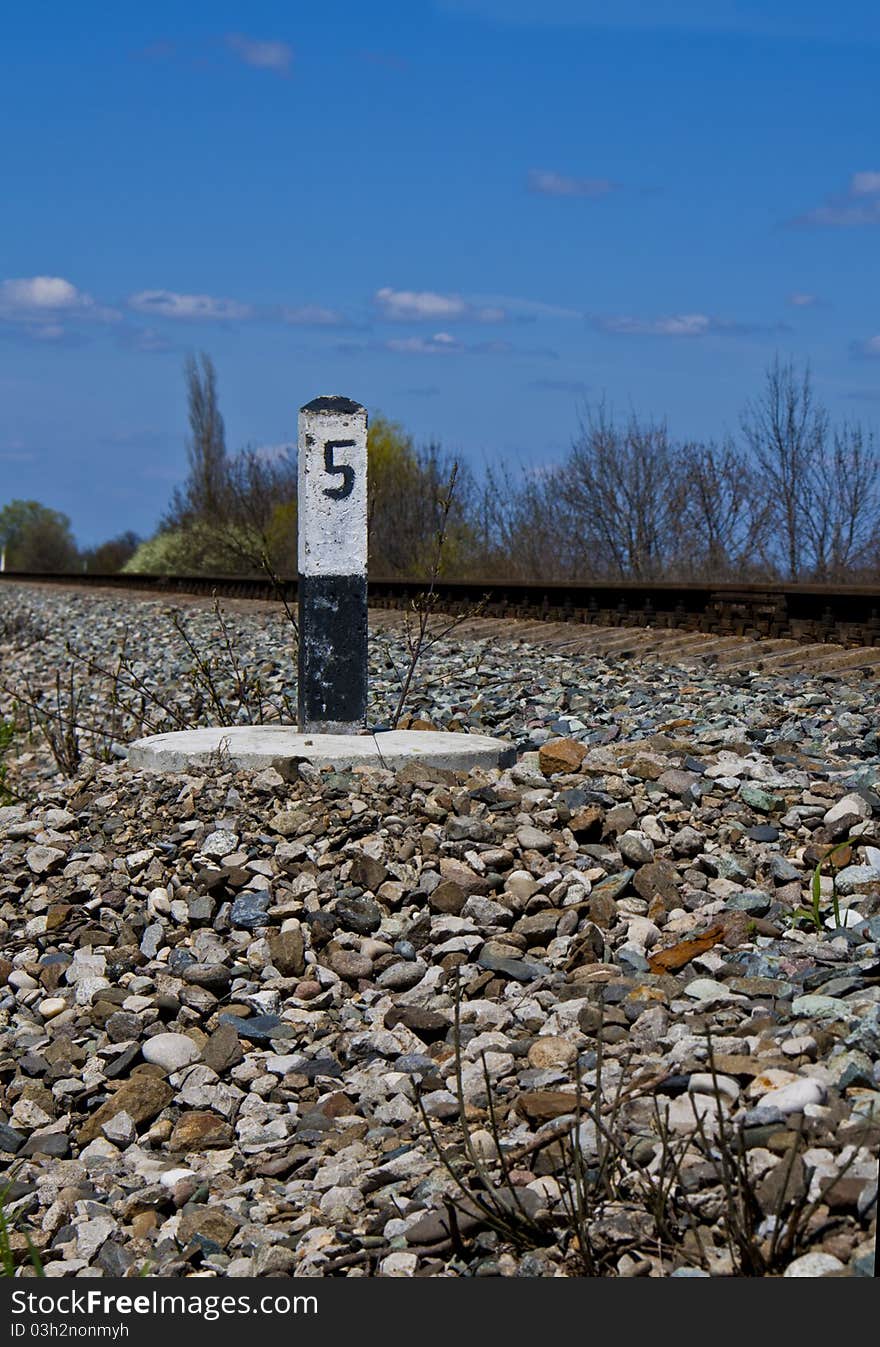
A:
[860,335,880,357]
[595,311,782,338]
[375,286,507,323]
[788,292,818,307]
[480,293,584,319]
[376,287,467,321]
[0,276,120,339]
[600,312,713,336]
[528,170,616,198]
[226,34,292,74]
[386,331,462,353]
[128,290,253,321]
[794,170,880,226]
[851,171,880,197]
[382,332,524,356]
[0,276,85,311]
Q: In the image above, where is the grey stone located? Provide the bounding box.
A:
[375,960,427,991]
[335,894,382,934]
[230,893,271,929]
[218,1014,296,1042]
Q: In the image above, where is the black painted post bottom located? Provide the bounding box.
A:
[297,574,368,733]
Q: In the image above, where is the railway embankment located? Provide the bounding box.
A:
[0,582,878,1276]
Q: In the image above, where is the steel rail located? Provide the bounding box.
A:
[3,570,880,647]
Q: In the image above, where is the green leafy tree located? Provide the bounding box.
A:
[368,415,478,577]
[0,500,79,572]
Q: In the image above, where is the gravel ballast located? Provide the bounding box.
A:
[1,582,879,1278]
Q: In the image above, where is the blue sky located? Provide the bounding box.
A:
[2,1,878,546]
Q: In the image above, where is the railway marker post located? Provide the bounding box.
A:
[297,395,368,734]
[128,393,514,775]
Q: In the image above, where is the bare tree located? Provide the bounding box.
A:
[165,353,228,527]
[218,445,298,576]
[801,422,880,581]
[476,461,581,581]
[677,439,774,580]
[741,357,828,581]
[562,405,688,581]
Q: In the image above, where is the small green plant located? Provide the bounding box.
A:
[7,670,83,777]
[0,715,19,804]
[0,1169,44,1277]
[793,832,880,931]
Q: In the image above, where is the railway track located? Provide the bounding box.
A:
[4,569,880,641]
[5,569,880,676]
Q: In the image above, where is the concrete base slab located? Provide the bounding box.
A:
[127,726,516,775]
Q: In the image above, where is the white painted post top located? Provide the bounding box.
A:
[297,395,368,577]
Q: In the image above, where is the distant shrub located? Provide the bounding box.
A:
[81,530,141,573]
[122,523,270,576]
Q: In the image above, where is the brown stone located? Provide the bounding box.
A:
[201,1023,244,1075]
[756,1152,808,1214]
[429,879,466,914]
[647,925,724,974]
[438,857,489,896]
[657,769,699,797]
[588,891,618,929]
[823,1174,868,1212]
[513,910,559,944]
[349,853,388,892]
[269,809,308,837]
[385,1006,450,1041]
[568,806,604,841]
[716,910,755,949]
[527,1037,577,1070]
[329,948,373,981]
[267,928,305,978]
[633,860,680,904]
[169,1110,233,1151]
[646,894,668,925]
[577,1004,604,1034]
[78,1076,173,1144]
[628,754,667,781]
[710,1054,768,1078]
[516,1090,581,1122]
[539,738,588,777]
[178,1207,240,1249]
[130,1211,159,1239]
[39,964,64,991]
[316,1091,355,1118]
